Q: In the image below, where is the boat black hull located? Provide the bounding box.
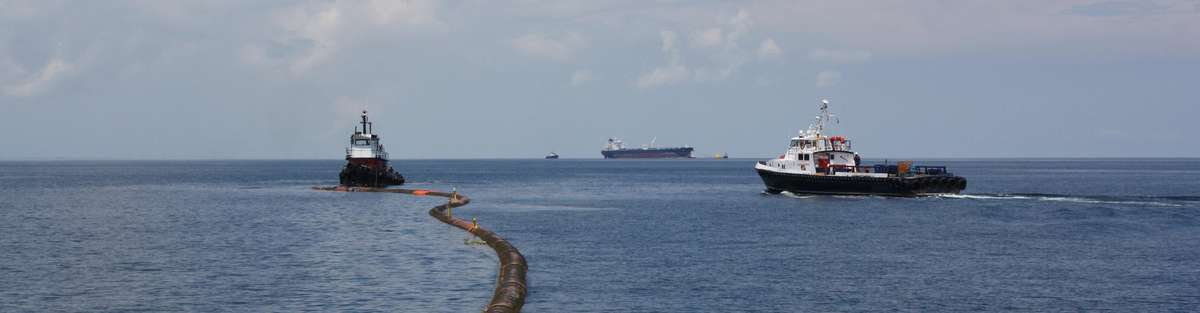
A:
[339,163,405,187]
[756,169,966,196]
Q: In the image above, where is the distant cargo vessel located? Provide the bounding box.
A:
[339,110,405,187]
[601,138,694,159]
[755,100,965,196]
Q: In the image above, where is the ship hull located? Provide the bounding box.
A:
[601,147,694,159]
[340,158,405,187]
[756,168,966,197]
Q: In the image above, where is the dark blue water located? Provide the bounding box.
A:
[2,159,1198,312]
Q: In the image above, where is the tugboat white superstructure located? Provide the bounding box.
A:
[339,110,405,187]
[755,100,965,196]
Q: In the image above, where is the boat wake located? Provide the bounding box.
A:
[760,190,814,199]
[939,193,1196,207]
[762,190,1195,207]
[778,191,815,199]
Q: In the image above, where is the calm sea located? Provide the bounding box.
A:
[2,159,1198,312]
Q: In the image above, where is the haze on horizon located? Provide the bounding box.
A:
[2,0,1198,160]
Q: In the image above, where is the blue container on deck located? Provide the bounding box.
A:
[873,165,887,173]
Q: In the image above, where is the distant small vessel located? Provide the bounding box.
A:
[601,137,694,159]
[715,152,729,159]
[545,152,560,159]
[339,110,405,187]
[755,100,965,196]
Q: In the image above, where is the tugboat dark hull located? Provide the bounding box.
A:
[756,169,966,197]
[339,163,405,187]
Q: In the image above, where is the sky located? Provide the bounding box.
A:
[1,0,1198,160]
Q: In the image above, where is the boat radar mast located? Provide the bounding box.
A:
[806,99,837,137]
[359,110,373,134]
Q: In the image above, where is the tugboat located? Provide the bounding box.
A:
[545,152,560,159]
[339,110,405,187]
[755,100,966,196]
[601,137,694,159]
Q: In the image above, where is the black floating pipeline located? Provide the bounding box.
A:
[313,186,528,313]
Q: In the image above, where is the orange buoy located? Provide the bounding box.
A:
[413,190,430,196]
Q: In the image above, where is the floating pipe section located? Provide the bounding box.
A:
[313,186,527,312]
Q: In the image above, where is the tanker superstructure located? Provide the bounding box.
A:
[339,110,405,187]
[601,138,694,159]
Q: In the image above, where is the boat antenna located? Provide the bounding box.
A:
[361,110,369,134]
[809,99,836,136]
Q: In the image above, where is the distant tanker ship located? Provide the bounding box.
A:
[601,138,694,159]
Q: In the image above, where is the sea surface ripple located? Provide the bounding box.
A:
[1,159,1198,312]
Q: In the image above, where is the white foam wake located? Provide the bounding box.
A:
[939,194,1184,207]
[778,191,815,199]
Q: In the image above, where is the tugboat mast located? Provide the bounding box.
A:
[807,99,835,137]
[361,110,372,134]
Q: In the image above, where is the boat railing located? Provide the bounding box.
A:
[847,165,877,173]
[836,164,953,176]
[911,166,951,176]
[345,148,389,159]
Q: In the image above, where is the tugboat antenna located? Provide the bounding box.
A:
[361,110,369,134]
[810,99,834,136]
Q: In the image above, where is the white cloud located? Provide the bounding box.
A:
[512,32,587,62]
[246,0,444,75]
[0,0,39,19]
[757,38,783,59]
[570,69,593,86]
[638,9,770,88]
[725,9,752,44]
[816,70,841,88]
[636,31,691,88]
[0,56,26,83]
[748,2,1200,56]
[277,3,343,74]
[808,49,872,64]
[3,57,74,97]
[690,28,724,47]
[364,0,441,26]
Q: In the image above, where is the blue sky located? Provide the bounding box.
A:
[1,0,1197,159]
